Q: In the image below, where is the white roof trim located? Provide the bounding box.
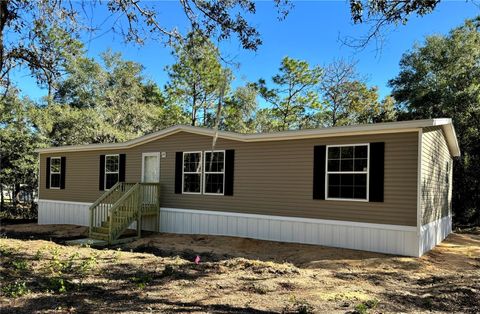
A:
[36,118,460,157]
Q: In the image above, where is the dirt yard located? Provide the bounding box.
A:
[0,223,479,313]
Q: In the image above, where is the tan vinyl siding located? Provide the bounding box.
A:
[39,131,419,226]
[421,126,453,225]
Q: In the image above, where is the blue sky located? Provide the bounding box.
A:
[16,1,479,101]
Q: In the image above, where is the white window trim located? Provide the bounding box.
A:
[182,151,202,195]
[49,157,61,189]
[141,152,161,183]
[325,143,370,202]
[104,154,120,191]
[203,150,226,196]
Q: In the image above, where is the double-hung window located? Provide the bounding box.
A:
[183,152,202,194]
[203,151,225,195]
[50,157,61,189]
[105,154,119,190]
[326,144,369,201]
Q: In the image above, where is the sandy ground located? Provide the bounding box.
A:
[0,223,479,313]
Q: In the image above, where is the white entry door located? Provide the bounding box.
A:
[142,153,160,205]
[142,152,160,183]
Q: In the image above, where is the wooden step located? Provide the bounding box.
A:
[91,226,109,234]
[90,232,109,241]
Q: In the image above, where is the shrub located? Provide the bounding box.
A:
[47,277,68,293]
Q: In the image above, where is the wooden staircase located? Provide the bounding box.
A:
[89,182,160,244]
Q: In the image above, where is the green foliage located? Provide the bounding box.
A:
[389,16,480,225]
[47,277,68,293]
[34,249,44,260]
[1,281,30,298]
[11,259,29,271]
[129,272,153,290]
[221,84,258,133]
[319,59,386,127]
[354,299,379,314]
[256,56,323,130]
[0,90,40,208]
[33,50,182,146]
[166,31,229,127]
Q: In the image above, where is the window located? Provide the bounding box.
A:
[204,151,225,195]
[50,157,61,189]
[105,154,119,190]
[326,144,369,201]
[183,152,202,193]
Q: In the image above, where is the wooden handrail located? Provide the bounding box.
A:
[108,183,141,242]
[89,181,121,210]
[109,183,140,215]
[89,181,161,243]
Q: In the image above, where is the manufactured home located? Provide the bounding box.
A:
[36,119,460,257]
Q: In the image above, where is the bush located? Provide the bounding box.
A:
[47,277,69,293]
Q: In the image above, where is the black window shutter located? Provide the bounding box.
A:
[60,157,66,189]
[313,145,326,200]
[369,142,385,202]
[99,155,105,191]
[119,154,126,182]
[224,150,235,196]
[46,157,51,189]
[175,152,183,194]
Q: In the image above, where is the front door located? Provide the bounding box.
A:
[142,153,160,204]
[142,153,160,183]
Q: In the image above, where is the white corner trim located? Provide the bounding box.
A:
[417,129,423,239]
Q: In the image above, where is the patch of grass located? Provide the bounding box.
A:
[33,248,44,260]
[129,273,153,290]
[0,246,16,257]
[354,299,379,314]
[2,281,30,298]
[11,258,29,271]
[46,277,69,293]
[79,252,99,274]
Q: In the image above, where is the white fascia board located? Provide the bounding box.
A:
[36,118,456,154]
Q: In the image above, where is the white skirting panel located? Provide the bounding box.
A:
[38,200,90,226]
[159,208,419,256]
[38,200,421,256]
[419,215,452,256]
